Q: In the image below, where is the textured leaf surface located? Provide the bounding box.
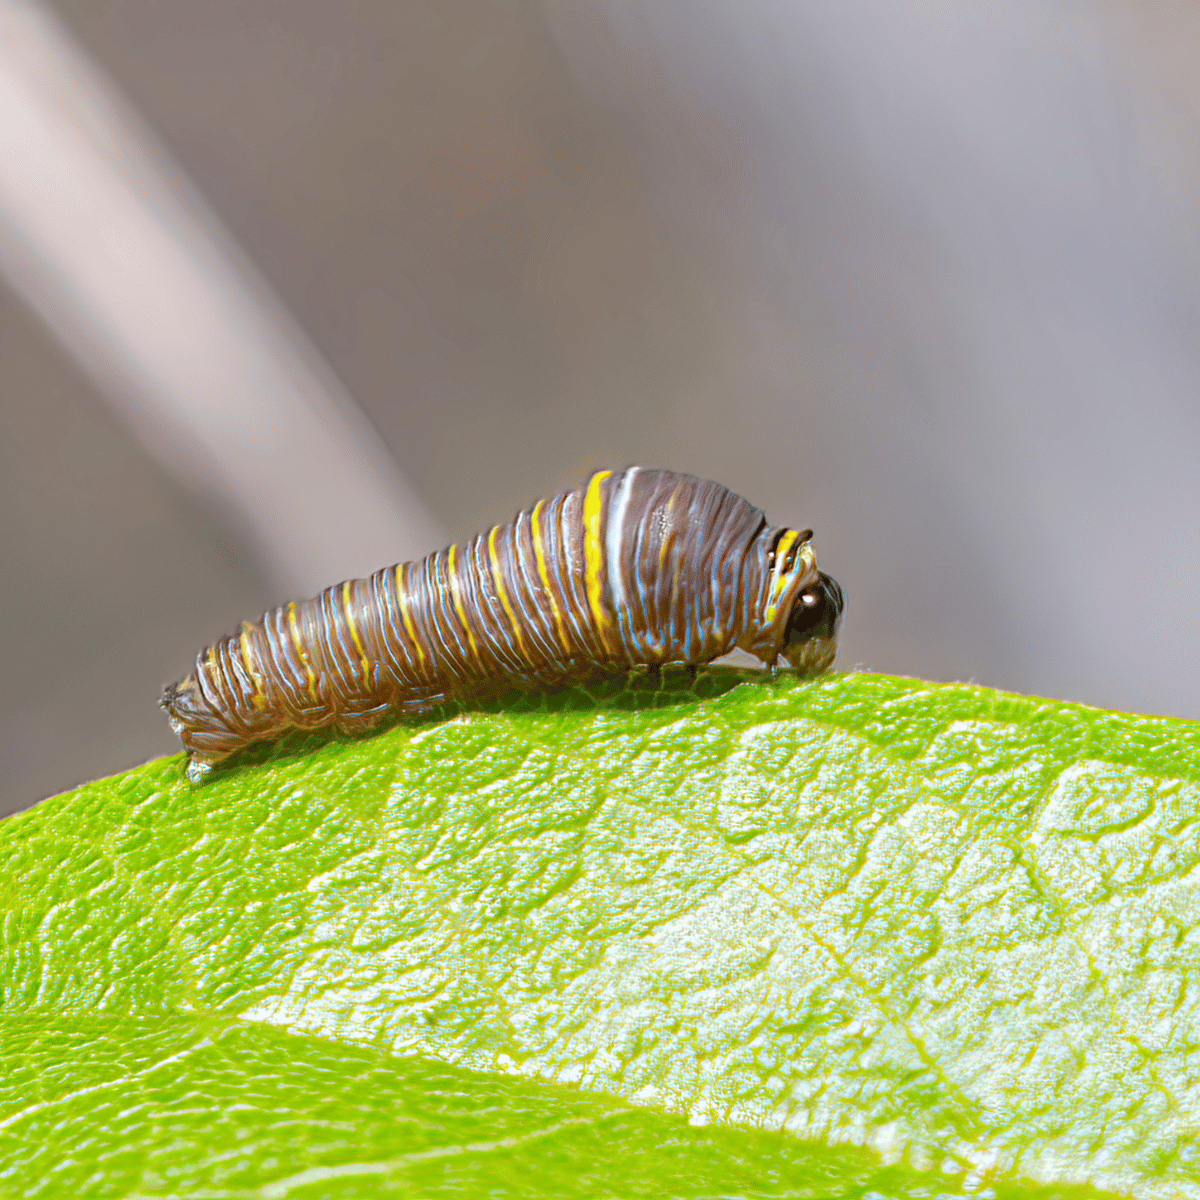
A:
[0,1014,1062,1200]
[2,669,1199,1198]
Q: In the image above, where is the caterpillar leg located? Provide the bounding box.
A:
[634,663,664,692]
[186,756,215,784]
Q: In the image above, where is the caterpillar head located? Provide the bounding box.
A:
[782,571,844,674]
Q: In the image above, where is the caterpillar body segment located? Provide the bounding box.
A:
[163,468,844,781]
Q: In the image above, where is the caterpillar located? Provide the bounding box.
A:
[163,468,844,782]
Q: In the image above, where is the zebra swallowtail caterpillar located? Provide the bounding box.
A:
[163,468,844,781]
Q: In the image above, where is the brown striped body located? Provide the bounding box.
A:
[163,468,844,781]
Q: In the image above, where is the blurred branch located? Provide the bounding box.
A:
[0,0,445,598]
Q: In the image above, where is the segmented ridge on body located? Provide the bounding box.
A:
[163,468,845,782]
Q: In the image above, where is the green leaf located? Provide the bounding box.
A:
[0,1013,1066,1200]
[2,669,1199,1198]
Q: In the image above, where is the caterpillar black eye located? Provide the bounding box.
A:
[782,572,845,675]
[164,468,845,780]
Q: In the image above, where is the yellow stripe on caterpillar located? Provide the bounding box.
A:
[488,525,531,666]
[448,544,482,666]
[583,470,614,651]
[532,500,571,654]
[342,580,371,684]
[396,564,429,676]
[240,624,268,710]
[287,601,319,701]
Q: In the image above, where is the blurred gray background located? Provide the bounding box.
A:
[2,0,1199,815]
